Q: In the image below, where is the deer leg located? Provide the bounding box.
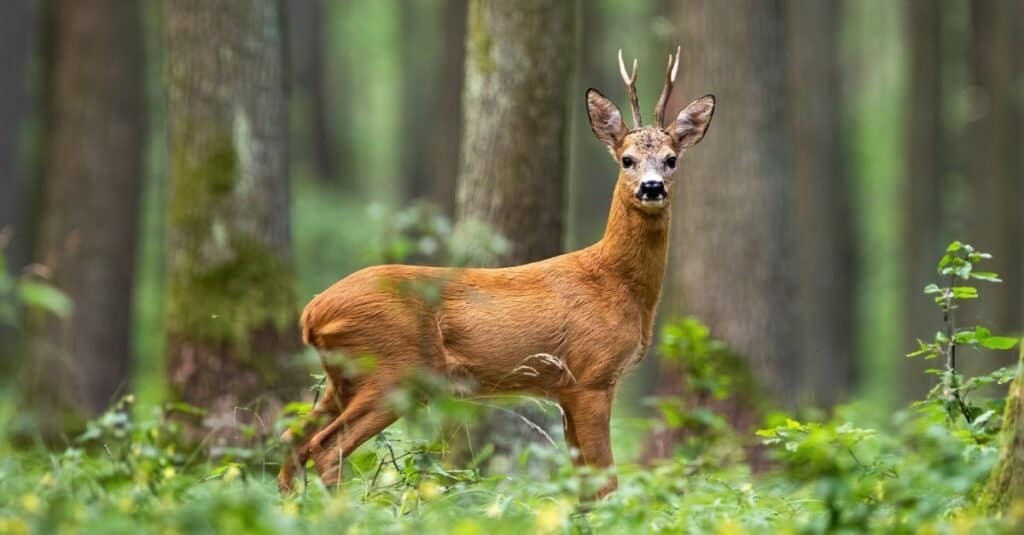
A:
[561,405,583,467]
[562,389,616,499]
[305,382,386,452]
[278,382,346,494]
[313,407,398,487]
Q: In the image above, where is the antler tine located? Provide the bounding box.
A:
[653,46,681,127]
[617,48,642,129]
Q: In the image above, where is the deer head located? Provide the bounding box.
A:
[586,47,715,214]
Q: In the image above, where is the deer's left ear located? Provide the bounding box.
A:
[669,95,715,149]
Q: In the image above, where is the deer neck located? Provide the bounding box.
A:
[594,180,671,311]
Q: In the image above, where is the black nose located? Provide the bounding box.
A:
[637,180,667,201]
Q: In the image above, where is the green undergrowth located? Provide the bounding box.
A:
[2,394,1022,534]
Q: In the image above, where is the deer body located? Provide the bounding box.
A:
[279,48,714,499]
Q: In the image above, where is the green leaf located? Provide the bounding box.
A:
[946,241,962,252]
[951,286,978,299]
[923,283,941,294]
[18,280,72,317]
[969,271,1002,283]
[979,337,1019,350]
[954,262,973,280]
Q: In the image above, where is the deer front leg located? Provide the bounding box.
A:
[561,406,583,467]
[561,389,616,499]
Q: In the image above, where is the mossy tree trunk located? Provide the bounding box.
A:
[647,0,792,460]
[453,0,573,462]
[165,0,303,442]
[982,344,1024,512]
[16,0,145,443]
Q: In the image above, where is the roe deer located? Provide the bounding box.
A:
[278,48,715,498]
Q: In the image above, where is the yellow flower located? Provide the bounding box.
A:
[282,501,299,518]
[534,500,571,533]
[223,465,242,482]
[118,497,135,514]
[485,500,504,519]
[40,472,56,488]
[0,517,29,535]
[418,480,442,501]
[19,494,40,514]
[715,519,743,535]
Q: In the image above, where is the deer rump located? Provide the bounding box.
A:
[301,258,649,397]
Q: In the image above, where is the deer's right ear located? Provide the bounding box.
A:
[586,89,627,151]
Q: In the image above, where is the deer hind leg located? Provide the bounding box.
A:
[312,400,398,487]
[561,389,616,499]
[277,380,352,494]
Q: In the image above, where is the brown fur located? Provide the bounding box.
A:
[278,82,715,500]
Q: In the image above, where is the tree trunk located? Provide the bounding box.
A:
[671,0,793,400]
[0,0,38,382]
[165,0,303,443]
[785,0,856,406]
[287,0,337,184]
[0,0,37,269]
[646,0,792,460]
[453,0,573,462]
[968,0,1021,341]
[404,0,466,216]
[455,0,571,265]
[15,0,145,442]
[981,343,1024,512]
[903,0,947,400]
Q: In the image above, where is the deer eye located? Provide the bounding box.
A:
[665,156,677,169]
[621,156,635,169]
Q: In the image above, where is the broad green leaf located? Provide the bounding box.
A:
[979,337,1019,350]
[18,280,72,317]
[969,271,1001,283]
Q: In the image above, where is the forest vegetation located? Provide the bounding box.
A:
[0,1,1022,533]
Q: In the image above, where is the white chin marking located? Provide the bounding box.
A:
[640,198,667,208]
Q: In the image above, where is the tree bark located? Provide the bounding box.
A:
[399,0,466,216]
[903,0,947,399]
[287,0,337,184]
[15,0,145,442]
[968,0,1021,341]
[981,343,1024,512]
[646,0,792,460]
[165,0,303,443]
[785,0,856,406]
[455,0,571,265]
[671,0,794,401]
[0,0,37,383]
[453,0,573,462]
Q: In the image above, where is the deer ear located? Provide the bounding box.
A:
[670,95,715,149]
[586,89,627,150]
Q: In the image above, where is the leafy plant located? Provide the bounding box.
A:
[907,241,1019,438]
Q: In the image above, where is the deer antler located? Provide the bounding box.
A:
[617,49,641,129]
[653,46,681,127]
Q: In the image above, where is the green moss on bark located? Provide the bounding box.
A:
[467,0,494,75]
[167,126,296,354]
[981,343,1024,512]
